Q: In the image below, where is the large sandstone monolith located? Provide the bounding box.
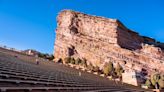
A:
[54,10,164,75]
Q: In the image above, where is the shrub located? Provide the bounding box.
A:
[145,79,152,88]
[151,75,156,86]
[154,74,160,81]
[108,62,114,74]
[38,53,46,58]
[112,71,118,78]
[103,65,110,76]
[115,63,124,78]
[158,79,164,89]
[81,58,87,67]
[117,69,124,78]
[70,57,75,64]
[103,62,114,76]
[75,58,82,65]
[38,53,54,61]
[64,57,71,64]
[151,73,160,86]
[146,73,164,89]
[160,74,164,80]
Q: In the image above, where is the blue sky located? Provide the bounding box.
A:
[0,0,164,54]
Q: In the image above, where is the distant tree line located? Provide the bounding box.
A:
[38,53,54,61]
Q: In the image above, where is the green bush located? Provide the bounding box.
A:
[115,63,124,78]
[81,58,87,67]
[151,75,156,86]
[103,65,110,76]
[160,74,164,80]
[146,73,164,89]
[154,74,160,81]
[158,79,164,89]
[108,62,114,74]
[70,57,75,64]
[75,58,82,65]
[64,57,71,64]
[103,62,114,76]
[145,79,152,88]
[151,73,160,86]
[38,53,54,60]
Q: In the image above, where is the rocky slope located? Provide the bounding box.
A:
[54,10,164,75]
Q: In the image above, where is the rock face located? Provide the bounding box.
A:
[54,10,164,74]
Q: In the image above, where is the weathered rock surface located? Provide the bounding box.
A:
[54,10,164,75]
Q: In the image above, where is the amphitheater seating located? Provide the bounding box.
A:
[0,47,151,92]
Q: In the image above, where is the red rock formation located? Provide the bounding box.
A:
[54,10,164,74]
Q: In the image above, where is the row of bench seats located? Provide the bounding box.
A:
[0,48,151,92]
